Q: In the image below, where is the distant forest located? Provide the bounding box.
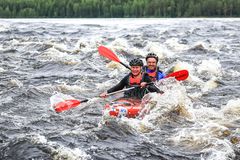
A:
[1,0,240,18]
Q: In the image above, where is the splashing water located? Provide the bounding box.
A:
[0,18,239,160]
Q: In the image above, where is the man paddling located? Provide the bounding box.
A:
[143,53,165,81]
[100,58,161,99]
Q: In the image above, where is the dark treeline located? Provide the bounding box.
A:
[1,0,240,18]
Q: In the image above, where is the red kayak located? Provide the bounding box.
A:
[103,98,142,118]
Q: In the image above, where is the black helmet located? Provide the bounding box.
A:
[129,58,143,66]
[145,53,158,62]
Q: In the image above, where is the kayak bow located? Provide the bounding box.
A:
[103,98,142,118]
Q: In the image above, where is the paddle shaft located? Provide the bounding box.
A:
[76,86,139,106]
[120,62,131,70]
[106,86,136,96]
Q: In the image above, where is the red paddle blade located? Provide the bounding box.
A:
[54,99,81,113]
[166,70,189,81]
[98,46,121,63]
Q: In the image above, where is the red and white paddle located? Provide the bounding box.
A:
[52,87,136,113]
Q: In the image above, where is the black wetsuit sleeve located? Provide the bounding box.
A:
[107,75,128,93]
[143,73,161,93]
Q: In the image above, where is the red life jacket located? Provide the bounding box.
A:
[129,74,143,86]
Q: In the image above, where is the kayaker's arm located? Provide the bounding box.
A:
[143,73,162,93]
[107,75,128,93]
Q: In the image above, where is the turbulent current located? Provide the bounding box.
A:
[0,18,239,160]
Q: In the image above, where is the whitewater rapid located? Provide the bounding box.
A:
[0,18,239,160]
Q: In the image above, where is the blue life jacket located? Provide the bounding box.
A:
[143,66,165,81]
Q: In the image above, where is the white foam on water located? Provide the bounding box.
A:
[39,47,80,65]
[201,139,235,160]
[172,61,195,72]
[189,59,223,92]
[107,39,140,62]
[188,92,203,100]
[192,105,222,121]
[221,98,240,120]
[197,59,222,76]
[75,37,103,51]
[118,117,153,133]
[188,98,239,129]
[165,96,239,159]
[164,37,189,52]
[128,47,146,57]
[192,40,224,54]
[191,41,208,50]
[204,123,231,138]
[9,39,21,47]
[32,84,61,95]
[168,119,236,159]
[110,38,129,50]
[43,40,73,53]
[111,78,237,159]
[208,43,225,53]
[148,91,192,121]
[106,61,126,71]
[75,39,89,50]
[30,134,91,160]
[0,67,6,72]
[31,134,48,144]
[0,23,10,32]
[201,77,219,93]
[145,42,174,59]
[9,78,23,88]
[108,68,122,78]
[228,69,240,78]
[95,79,118,90]
[188,75,205,86]
[53,43,72,53]
[57,84,90,93]
[0,96,13,106]
[36,84,90,95]
[52,147,91,160]
[172,60,220,92]
[60,126,91,136]
[111,37,147,59]
[128,79,195,132]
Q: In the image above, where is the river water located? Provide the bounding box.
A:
[0,18,239,160]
